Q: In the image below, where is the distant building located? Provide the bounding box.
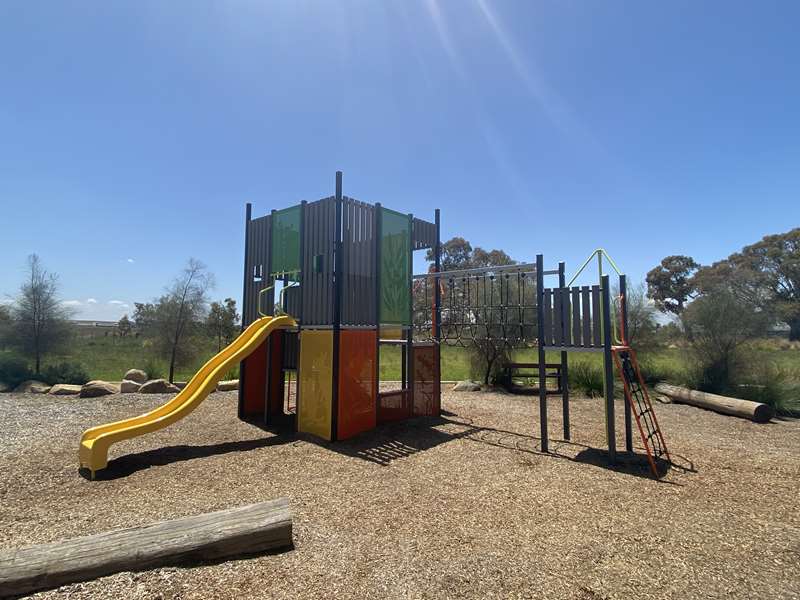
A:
[70,320,120,338]
[768,322,790,338]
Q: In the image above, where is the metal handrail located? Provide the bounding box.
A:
[567,248,625,345]
[413,262,538,279]
[566,248,622,288]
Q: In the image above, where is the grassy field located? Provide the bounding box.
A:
[3,335,798,409]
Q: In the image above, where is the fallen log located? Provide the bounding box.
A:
[0,498,292,598]
[654,383,774,423]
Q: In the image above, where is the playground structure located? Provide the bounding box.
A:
[239,172,668,473]
[79,171,668,478]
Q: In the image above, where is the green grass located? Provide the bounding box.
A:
[4,336,799,402]
[14,335,221,383]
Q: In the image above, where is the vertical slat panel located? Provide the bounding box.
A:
[581,286,591,348]
[543,289,553,346]
[572,287,581,347]
[553,288,562,346]
[561,288,571,346]
[591,285,601,347]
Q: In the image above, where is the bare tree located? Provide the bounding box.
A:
[10,254,73,373]
[615,281,659,350]
[135,259,214,383]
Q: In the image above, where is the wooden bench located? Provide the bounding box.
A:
[502,362,563,394]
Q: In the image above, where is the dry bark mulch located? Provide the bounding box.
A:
[0,387,798,600]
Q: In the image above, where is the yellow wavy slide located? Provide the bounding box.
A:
[79,315,296,478]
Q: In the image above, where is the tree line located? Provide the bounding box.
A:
[1,255,241,384]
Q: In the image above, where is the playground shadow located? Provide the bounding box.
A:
[329,415,474,466]
[81,434,296,481]
[333,412,695,483]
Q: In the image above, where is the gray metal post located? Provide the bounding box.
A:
[238,203,252,419]
[434,208,442,414]
[406,213,414,413]
[558,261,570,440]
[374,203,382,412]
[620,274,632,453]
[536,254,548,452]
[331,171,343,442]
[601,275,616,463]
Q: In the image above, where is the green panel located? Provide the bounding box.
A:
[380,208,411,325]
[271,205,301,280]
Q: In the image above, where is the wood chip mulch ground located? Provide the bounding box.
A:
[0,387,798,599]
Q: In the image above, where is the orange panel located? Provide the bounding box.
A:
[413,344,440,417]
[337,330,377,440]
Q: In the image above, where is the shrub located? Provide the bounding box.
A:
[681,289,769,394]
[40,362,90,385]
[142,357,165,381]
[0,355,34,387]
[468,341,511,386]
[568,361,604,398]
[636,356,691,387]
[733,363,800,416]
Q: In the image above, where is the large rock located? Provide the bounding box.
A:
[14,380,51,394]
[120,379,142,393]
[48,384,82,396]
[216,379,239,392]
[452,380,481,392]
[122,369,148,384]
[139,379,180,394]
[80,380,119,398]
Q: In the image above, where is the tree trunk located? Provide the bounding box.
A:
[789,317,800,342]
[484,356,495,385]
[168,349,176,383]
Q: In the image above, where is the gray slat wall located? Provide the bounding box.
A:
[342,197,377,325]
[243,215,272,327]
[541,284,604,349]
[301,197,336,326]
[412,217,437,250]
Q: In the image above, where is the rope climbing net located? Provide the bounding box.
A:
[412,263,538,348]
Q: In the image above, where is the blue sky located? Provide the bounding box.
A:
[1,1,798,320]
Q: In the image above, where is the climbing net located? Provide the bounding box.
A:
[412,264,538,348]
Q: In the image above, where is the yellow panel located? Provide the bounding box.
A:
[380,326,404,340]
[298,330,333,440]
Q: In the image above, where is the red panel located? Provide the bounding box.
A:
[267,330,284,418]
[377,390,412,423]
[241,341,267,419]
[337,330,377,440]
[412,344,440,417]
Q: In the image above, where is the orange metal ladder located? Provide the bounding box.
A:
[612,346,671,477]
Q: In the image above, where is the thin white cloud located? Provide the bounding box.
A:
[86,298,98,304]
[126,258,135,263]
[108,300,128,306]
[62,300,82,306]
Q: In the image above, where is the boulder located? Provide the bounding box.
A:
[13,380,51,394]
[48,384,82,396]
[139,379,180,394]
[452,380,481,392]
[0,381,11,393]
[122,369,148,384]
[120,379,142,393]
[80,380,119,398]
[216,379,239,392]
